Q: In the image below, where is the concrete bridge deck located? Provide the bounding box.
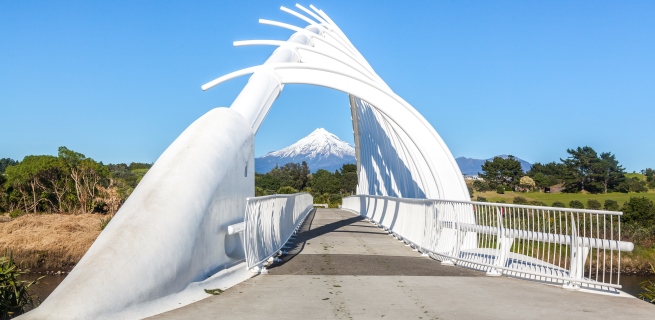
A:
[151,209,655,319]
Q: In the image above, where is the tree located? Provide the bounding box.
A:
[618,177,648,193]
[643,168,655,189]
[58,147,109,213]
[561,146,603,193]
[472,180,490,192]
[604,199,619,211]
[598,152,625,193]
[311,169,339,194]
[339,164,357,194]
[622,197,655,226]
[479,156,524,189]
[519,176,535,190]
[527,162,567,190]
[4,156,60,213]
[0,158,18,174]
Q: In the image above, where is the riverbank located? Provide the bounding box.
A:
[0,213,104,271]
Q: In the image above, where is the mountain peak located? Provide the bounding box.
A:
[256,128,356,173]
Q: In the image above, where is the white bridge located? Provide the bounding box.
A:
[20,4,649,319]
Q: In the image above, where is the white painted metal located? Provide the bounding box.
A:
[343,195,632,292]
[21,108,256,319]
[203,14,471,200]
[243,193,313,270]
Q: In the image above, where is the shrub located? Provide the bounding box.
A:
[496,200,506,204]
[476,196,487,202]
[9,210,25,219]
[604,199,619,211]
[528,200,547,206]
[473,180,490,192]
[0,252,41,318]
[586,199,602,210]
[552,201,566,208]
[622,197,655,226]
[513,196,528,205]
[638,263,655,304]
[496,186,505,194]
[276,186,298,194]
[569,200,584,209]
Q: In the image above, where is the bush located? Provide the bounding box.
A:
[496,200,507,204]
[473,180,490,192]
[569,200,584,209]
[276,186,298,194]
[476,196,487,202]
[622,197,655,226]
[587,199,602,210]
[496,186,505,194]
[552,201,566,208]
[638,263,655,304]
[1,252,41,318]
[9,210,25,219]
[604,199,619,211]
[528,200,547,206]
[513,196,528,205]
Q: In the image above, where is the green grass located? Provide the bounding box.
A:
[626,173,647,181]
[474,189,655,208]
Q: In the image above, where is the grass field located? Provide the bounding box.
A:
[626,172,647,181]
[473,189,655,208]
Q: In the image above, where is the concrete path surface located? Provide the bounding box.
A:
[150,209,655,319]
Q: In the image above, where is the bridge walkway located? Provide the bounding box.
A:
[151,209,655,319]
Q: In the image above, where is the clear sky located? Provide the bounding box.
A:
[1,1,653,172]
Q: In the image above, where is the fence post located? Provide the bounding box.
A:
[442,203,461,266]
[563,216,589,290]
[487,206,513,276]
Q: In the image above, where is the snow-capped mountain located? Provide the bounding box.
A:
[255,128,356,173]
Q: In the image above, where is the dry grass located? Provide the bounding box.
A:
[0,213,104,271]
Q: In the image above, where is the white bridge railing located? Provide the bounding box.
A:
[236,193,313,271]
[343,195,633,291]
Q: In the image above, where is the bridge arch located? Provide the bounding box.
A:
[202,6,469,201]
[20,5,470,319]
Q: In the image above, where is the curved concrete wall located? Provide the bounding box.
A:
[20,108,255,319]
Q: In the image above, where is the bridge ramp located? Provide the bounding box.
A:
[150,209,655,319]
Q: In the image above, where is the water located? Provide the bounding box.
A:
[617,274,655,297]
[21,273,68,310]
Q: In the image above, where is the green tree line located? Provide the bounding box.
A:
[0,147,151,216]
[255,162,357,207]
[474,146,654,194]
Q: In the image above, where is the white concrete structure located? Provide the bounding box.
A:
[20,4,471,319]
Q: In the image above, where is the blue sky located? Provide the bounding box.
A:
[1,1,653,172]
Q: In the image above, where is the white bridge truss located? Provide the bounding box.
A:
[19,4,633,320]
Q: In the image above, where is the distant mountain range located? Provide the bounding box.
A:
[456,155,532,176]
[255,128,356,173]
[255,129,532,176]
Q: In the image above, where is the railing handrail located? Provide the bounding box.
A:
[343,194,630,291]
[243,193,313,270]
[346,194,624,216]
[246,192,311,201]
